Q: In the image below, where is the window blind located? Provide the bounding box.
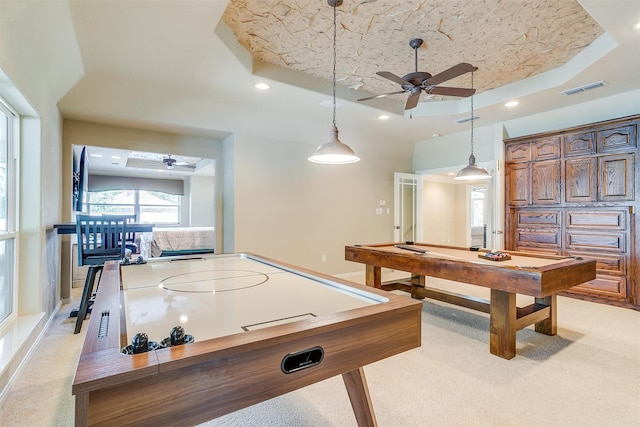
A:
[88,174,185,195]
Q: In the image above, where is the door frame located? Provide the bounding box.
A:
[393,173,423,242]
[403,160,502,248]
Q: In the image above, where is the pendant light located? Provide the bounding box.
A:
[454,70,490,180]
[308,0,360,164]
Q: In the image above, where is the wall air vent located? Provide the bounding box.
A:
[561,80,607,96]
[456,116,479,124]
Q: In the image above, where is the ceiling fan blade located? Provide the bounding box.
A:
[377,71,413,87]
[405,91,421,110]
[426,63,477,86]
[426,86,476,97]
[358,90,407,102]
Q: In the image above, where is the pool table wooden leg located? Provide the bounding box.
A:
[342,367,378,427]
[534,294,557,335]
[365,265,382,289]
[489,289,517,360]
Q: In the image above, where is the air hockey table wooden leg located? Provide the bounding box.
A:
[489,289,517,360]
[342,367,378,427]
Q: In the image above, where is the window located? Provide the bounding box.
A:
[86,189,181,225]
[0,98,18,325]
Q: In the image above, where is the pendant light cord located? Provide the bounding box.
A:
[470,70,474,156]
[332,3,337,128]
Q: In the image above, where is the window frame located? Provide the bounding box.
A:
[85,189,182,226]
[0,97,19,326]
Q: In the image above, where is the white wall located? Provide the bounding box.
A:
[422,178,484,247]
[190,175,216,227]
[0,0,84,392]
[230,132,413,274]
[0,0,82,317]
[422,179,457,245]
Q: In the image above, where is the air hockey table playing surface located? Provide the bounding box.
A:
[120,253,388,346]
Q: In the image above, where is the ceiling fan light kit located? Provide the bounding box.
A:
[308,0,360,164]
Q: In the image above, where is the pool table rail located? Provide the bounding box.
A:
[345,242,596,298]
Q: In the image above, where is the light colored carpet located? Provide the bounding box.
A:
[1,279,639,426]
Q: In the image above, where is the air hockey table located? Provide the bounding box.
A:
[345,242,596,359]
[72,253,422,426]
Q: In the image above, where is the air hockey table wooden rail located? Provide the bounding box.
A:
[345,242,596,360]
[72,252,422,427]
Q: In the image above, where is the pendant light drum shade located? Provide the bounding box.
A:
[455,153,491,180]
[308,125,360,164]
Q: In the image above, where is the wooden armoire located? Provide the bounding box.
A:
[504,114,639,309]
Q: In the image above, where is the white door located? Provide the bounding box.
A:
[393,173,423,242]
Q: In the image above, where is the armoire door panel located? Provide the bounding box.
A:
[515,228,561,249]
[565,231,626,252]
[596,124,637,153]
[515,245,560,255]
[532,137,561,160]
[532,160,561,204]
[565,209,626,229]
[564,132,595,157]
[507,163,530,206]
[565,158,597,202]
[598,153,634,201]
[566,251,626,276]
[505,143,530,163]
[570,275,627,299]
[516,210,561,227]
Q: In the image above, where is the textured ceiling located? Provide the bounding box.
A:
[222,0,604,103]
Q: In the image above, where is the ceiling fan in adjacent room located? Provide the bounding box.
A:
[162,155,197,170]
[358,38,478,110]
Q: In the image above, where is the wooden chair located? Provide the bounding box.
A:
[122,213,139,254]
[73,214,127,334]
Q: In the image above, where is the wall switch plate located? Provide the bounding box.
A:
[375,207,383,214]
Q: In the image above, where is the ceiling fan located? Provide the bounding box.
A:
[162,155,197,170]
[358,38,478,110]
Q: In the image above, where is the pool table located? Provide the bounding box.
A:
[345,242,596,359]
[72,253,422,426]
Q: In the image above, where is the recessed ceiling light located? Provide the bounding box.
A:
[432,133,441,138]
[505,101,519,107]
[634,21,640,30]
[377,115,389,120]
[254,82,270,90]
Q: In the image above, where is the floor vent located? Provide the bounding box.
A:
[562,80,607,96]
